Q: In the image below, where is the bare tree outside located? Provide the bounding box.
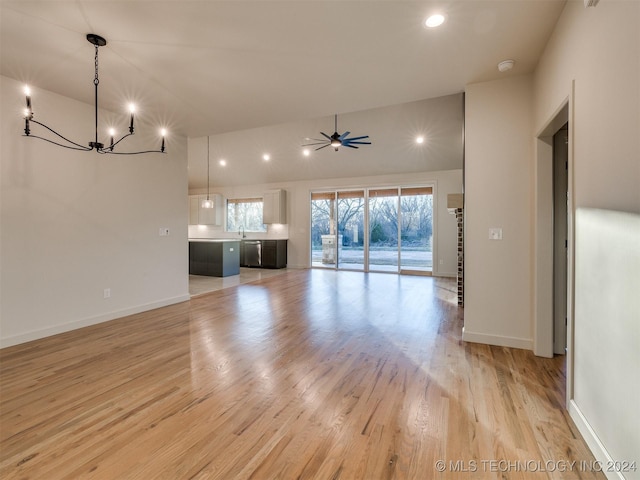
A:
[227,200,267,232]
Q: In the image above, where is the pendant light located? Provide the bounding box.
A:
[202,136,214,208]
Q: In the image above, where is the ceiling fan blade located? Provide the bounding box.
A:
[344,140,371,145]
[321,132,332,140]
[303,141,329,147]
[339,131,351,140]
[344,135,369,142]
[344,144,359,149]
[315,144,331,151]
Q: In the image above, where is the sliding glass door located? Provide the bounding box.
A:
[368,189,399,272]
[311,185,434,274]
[337,191,365,270]
[399,187,433,273]
[311,192,336,268]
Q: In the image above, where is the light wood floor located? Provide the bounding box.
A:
[189,267,288,297]
[0,270,603,479]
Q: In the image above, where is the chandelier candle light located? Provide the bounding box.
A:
[22,33,167,155]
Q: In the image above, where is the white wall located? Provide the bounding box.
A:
[0,76,190,348]
[574,209,639,480]
[463,75,534,349]
[533,1,640,476]
[189,169,462,276]
[534,1,640,212]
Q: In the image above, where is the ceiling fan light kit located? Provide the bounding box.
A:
[21,33,167,155]
[303,114,371,152]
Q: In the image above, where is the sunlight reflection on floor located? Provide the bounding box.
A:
[189,267,288,297]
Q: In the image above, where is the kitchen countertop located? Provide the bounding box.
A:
[189,238,288,242]
[188,238,240,243]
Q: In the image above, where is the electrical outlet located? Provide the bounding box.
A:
[489,227,503,240]
[439,259,444,265]
[159,227,170,236]
[104,288,111,299]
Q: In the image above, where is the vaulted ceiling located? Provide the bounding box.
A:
[1,1,566,139]
[2,1,567,188]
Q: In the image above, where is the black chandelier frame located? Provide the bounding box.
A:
[23,33,166,155]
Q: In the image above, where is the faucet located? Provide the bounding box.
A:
[240,227,246,239]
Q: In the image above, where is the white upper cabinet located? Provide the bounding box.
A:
[189,194,224,225]
[263,189,286,224]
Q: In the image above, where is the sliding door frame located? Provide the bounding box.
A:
[310,183,436,274]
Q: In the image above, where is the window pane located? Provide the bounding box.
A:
[227,199,266,232]
[368,191,399,272]
[337,191,365,270]
[311,194,335,268]
[400,190,433,272]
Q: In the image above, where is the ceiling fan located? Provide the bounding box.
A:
[303,114,371,152]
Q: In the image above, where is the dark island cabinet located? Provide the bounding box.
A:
[189,240,240,277]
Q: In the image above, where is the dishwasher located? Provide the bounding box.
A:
[244,240,262,267]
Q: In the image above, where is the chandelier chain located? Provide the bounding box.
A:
[94,45,99,86]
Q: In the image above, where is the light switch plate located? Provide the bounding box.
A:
[489,227,503,240]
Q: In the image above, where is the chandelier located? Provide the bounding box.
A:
[22,34,167,155]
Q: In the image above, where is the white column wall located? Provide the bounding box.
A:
[463,75,534,349]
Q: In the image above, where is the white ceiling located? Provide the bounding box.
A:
[1,1,566,188]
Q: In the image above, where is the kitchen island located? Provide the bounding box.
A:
[189,239,240,277]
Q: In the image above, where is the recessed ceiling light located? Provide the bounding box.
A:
[219,159,226,166]
[263,153,270,161]
[416,136,425,144]
[498,59,515,72]
[303,149,310,157]
[425,14,445,28]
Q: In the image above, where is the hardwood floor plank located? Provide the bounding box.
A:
[1,270,604,479]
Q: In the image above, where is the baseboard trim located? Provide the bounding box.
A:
[0,294,191,349]
[568,400,624,480]
[462,327,533,350]
[432,272,456,278]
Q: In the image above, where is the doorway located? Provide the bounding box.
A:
[553,124,568,355]
[534,96,574,401]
